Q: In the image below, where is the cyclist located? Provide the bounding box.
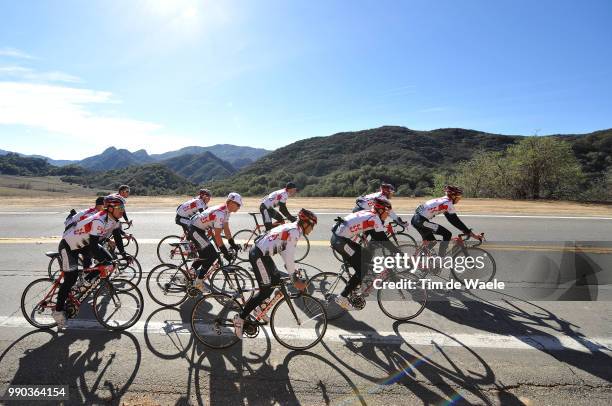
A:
[188,192,242,292]
[354,183,407,225]
[176,189,212,234]
[64,196,105,230]
[260,182,298,231]
[332,197,399,311]
[52,195,128,328]
[233,208,317,338]
[410,185,481,256]
[117,185,131,223]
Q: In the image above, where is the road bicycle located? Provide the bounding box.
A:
[232,212,310,262]
[147,242,255,307]
[191,273,327,351]
[409,233,496,285]
[156,228,228,264]
[21,259,144,330]
[307,261,427,321]
[331,220,417,262]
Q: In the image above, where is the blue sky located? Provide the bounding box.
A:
[0,0,610,159]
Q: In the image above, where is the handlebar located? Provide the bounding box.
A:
[121,220,133,230]
[457,232,485,247]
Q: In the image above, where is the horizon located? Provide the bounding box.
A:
[1,0,611,159]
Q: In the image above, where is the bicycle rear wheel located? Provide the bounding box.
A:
[232,229,259,262]
[451,247,496,285]
[113,256,142,286]
[209,265,256,305]
[307,271,348,320]
[156,235,186,264]
[390,231,417,248]
[146,263,190,307]
[191,293,241,349]
[270,293,327,350]
[93,278,144,330]
[295,235,310,262]
[21,278,58,329]
[377,271,427,321]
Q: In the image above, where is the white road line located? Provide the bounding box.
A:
[1,316,610,353]
[0,212,610,220]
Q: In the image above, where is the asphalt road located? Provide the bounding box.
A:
[0,209,610,405]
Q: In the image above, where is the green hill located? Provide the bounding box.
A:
[161,151,236,184]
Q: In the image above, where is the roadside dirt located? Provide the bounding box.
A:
[0,196,609,216]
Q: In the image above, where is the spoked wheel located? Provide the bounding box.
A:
[191,293,242,349]
[451,247,496,285]
[295,235,310,262]
[48,255,83,281]
[93,278,144,330]
[146,263,190,307]
[377,271,427,321]
[389,231,417,248]
[270,293,327,350]
[156,235,193,264]
[21,278,58,329]
[122,235,139,258]
[307,271,348,320]
[209,265,256,305]
[232,229,259,262]
[114,256,142,286]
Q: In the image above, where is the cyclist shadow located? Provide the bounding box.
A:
[318,310,513,405]
[426,288,612,383]
[0,328,141,405]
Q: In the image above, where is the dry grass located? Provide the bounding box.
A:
[0,195,609,216]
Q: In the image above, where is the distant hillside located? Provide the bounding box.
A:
[161,151,237,184]
[209,127,520,196]
[0,149,77,167]
[61,164,195,195]
[553,129,612,182]
[151,144,270,168]
[79,147,155,170]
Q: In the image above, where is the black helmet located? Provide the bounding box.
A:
[286,182,297,190]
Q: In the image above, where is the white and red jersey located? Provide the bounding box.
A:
[356,191,400,222]
[261,188,289,209]
[190,204,230,231]
[334,210,386,239]
[416,196,456,219]
[176,197,207,218]
[255,222,302,274]
[62,211,121,251]
[64,206,100,228]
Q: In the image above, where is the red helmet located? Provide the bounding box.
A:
[298,208,317,226]
[104,194,126,208]
[444,185,463,196]
[372,196,392,212]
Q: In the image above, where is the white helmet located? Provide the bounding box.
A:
[227,192,242,207]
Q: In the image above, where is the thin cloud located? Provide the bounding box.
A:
[0,66,82,83]
[0,47,35,59]
[417,106,448,113]
[0,81,193,154]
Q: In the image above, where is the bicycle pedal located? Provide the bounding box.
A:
[187,287,200,298]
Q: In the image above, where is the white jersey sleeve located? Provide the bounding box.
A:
[177,197,206,218]
[262,189,289,209]
[190,204,229,231]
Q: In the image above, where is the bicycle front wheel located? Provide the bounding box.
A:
[146,263,190,307]
[93,278,144,330]
[270,293,327,351]
[21,278,58,329]
[451,247,496,285]
[122,235,139,258]
[307,271,348,321]
[390,232,417,248]
[191,293,241,349]
[377,271,427,321]
[232,229,259,262]
[209,265,256,305]
[113,257,142,286]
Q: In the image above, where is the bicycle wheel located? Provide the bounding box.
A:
[191,293,241,349]
[146,263,190,307]
[390,232,417,248]
[451,247,496,285]
[209,265,256,304]
[232,229,259,262]
[156,235,186,264]
[93,278,144,330]
[47,256,61,280]
[113,257,142,286]
[21,278,58,329]
[377,271,427,321]
[295,234,310,262]
[307,271,348,320]
[270,293,327,351]
[122,235,139,258]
